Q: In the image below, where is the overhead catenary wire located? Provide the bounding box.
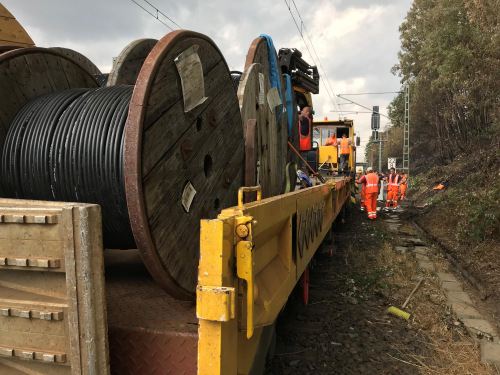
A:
[330,110,373,114]
[289,0,343,114]
[130,0,182,31]
[129,1,239,71]
[339,91,403,96]
[337,94,399,123]
[282,0,344,117]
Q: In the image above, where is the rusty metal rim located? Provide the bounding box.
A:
[245,119,257,187]
[244,119,257,203]
[124,30,231,301]
[244,36,266,70]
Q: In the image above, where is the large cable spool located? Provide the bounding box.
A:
[107,38,158,86]
[244,37,288,197]
[237,63,265,192]
[125,30,244,299]
[0,48,99,200]
[0,31,244,300]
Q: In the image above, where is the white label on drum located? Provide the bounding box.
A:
[267,86,282,113]
[182,181,196,212]
[175,45,208,113]
[258,73,265,105]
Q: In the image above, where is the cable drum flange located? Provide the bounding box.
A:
[124,30,244,300]
[244,36,289,198]
[107,39,158,86]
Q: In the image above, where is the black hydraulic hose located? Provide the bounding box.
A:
[230,70,243,90]
[1,86,136,249]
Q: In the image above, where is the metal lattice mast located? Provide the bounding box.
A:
[402,84,410,174]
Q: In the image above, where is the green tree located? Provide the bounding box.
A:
[392,0,500,164]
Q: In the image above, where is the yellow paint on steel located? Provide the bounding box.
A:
[238,186,261,207]
[0,3,35,47]
[198,220,238,375]
[236,241,254,339]
[196,286,235,321]
[197,177,352,374]
[319,146,338,171]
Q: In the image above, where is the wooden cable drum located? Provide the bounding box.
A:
[50,47,101,76]
[237,63,265,192]
[0,47,99,201]
[0,31,244,300]
[286,89,300,188]
[107,38,158,86]
[125,30,244,300]
[286,90,299,161]
[244,37,288,198]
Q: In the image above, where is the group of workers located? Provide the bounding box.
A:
[298,106,354,174]
[298,105,409,221]
[356,167,408,220]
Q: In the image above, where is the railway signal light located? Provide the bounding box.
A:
[371,106,380,130]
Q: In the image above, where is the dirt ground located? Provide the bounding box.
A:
[265,199,493,375]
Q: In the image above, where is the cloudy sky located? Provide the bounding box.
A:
[4,0,413,161]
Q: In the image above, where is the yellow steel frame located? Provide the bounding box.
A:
[197,178,351,374]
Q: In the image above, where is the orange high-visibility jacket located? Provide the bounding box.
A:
[299,117,311,151]
[339,138,350,155]
[388,174,400,192]
[365,173,379,194]
[325,136,337,146]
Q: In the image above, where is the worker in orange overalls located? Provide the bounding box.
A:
[298,106,313,170]
[357,167,380,219]
[400,174,408,200]
[324,132,337,146]
[384,168,401,212]
[359,170,366,211]
[333,133,354,174]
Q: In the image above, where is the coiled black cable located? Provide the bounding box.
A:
[94,73,109,87]
[1,85,136,249]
